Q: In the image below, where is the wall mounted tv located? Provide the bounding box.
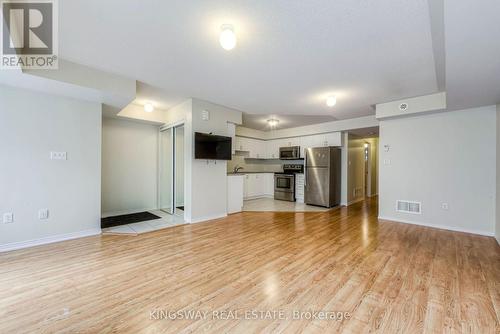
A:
[194,132,232,160]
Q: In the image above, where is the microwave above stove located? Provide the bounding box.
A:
[279,146,300,160]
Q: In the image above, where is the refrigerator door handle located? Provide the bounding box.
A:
[304,151,307,187]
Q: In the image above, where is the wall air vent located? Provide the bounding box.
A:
[396,200,421,214]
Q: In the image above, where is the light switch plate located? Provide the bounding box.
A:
[50,151,67,160]
[3,212,13,224]
[38,209,49,220]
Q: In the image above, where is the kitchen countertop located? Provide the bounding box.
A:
[227,171,277,175]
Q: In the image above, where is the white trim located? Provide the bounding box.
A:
[347,198,365,206]
[189,213,227,224]
[0,228,102,253]
[243,195,274,201]
[378,216,494,237]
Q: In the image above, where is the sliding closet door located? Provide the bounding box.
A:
[174,125,184,215]
[159,128,174,214]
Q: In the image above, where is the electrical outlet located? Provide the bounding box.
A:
[38,209,49,220]
[50,151,67,160]
[441,203,449,210]
[383,159,391,165]
[3,212,13,224]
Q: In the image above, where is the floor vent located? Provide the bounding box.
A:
[396,200,421,214]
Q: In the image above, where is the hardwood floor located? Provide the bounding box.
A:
[1,198,499,333]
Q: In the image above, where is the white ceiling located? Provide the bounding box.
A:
[242,113,337,131]
[58,0,437,120]
[56,0,500,130]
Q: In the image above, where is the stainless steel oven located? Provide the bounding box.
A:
[279,146,300,160]
[274,174,295,201]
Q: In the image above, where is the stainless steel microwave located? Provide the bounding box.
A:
[279,146,300,160]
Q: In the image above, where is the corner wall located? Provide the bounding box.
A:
[496,104,500,244]
[101,117,159,216]
[0,85,102,251]
[189,99,242,223]
[379,106,496,236]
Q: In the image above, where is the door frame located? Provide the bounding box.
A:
[158,122,184,215]
[364,142,371,197]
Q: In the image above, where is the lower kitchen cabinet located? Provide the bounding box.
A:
[295,173,305,203]
[227,175,244,214]
[243,173,274,200]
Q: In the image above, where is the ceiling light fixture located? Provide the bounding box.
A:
[267,119,279,128]
[219,24,237,50]
[326,96,337,107]
[144,103,154,113]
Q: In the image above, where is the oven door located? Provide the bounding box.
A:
[274,174,293,191]
[274,174,295,201]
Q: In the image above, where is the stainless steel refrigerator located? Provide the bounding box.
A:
[304,147,341,207]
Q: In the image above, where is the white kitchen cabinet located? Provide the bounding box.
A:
[282,137,300,148]
[249,139,266,159]
[263,173,275,196]
[227,175,244,214]
[235,136,245,151]
[235,136,266,159]
[324,132,341,146]
[266,140,280,159]
[295,173,305,203]
[243,173,275,200]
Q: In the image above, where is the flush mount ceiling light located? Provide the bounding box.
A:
[144,103,154,113]
[326,96,337,107]
[267,118,279,128]
[219,24,237,50]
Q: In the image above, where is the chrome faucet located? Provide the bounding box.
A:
[233,165,244,173]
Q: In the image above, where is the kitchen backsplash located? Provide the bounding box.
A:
[227,154,303,173]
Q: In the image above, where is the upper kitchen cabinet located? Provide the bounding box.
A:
[248,139,266,159]
[324,132,342,146]
[266,140,280,159]
[234,136,246,151]
[234,132,341,160]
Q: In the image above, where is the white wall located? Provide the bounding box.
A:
[0,85,101,251]
[101,117,159,216]
[189,99,242,223]
[496,104,500,244]
[379,106,496,236]
[365,137,379,196]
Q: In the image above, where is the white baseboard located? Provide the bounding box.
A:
[347,198,365,206]
[378,216,494,237]
[0,228,102,253]
[189,213,228,224]
[244,195,274,201]
[101,208,158,218]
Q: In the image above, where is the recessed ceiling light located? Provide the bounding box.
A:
[326,96,337,107]
[267,118,279,128]
[219,24,236,50]
[144,103,154,113]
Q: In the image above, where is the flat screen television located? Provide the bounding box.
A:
[194,132,232,160]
